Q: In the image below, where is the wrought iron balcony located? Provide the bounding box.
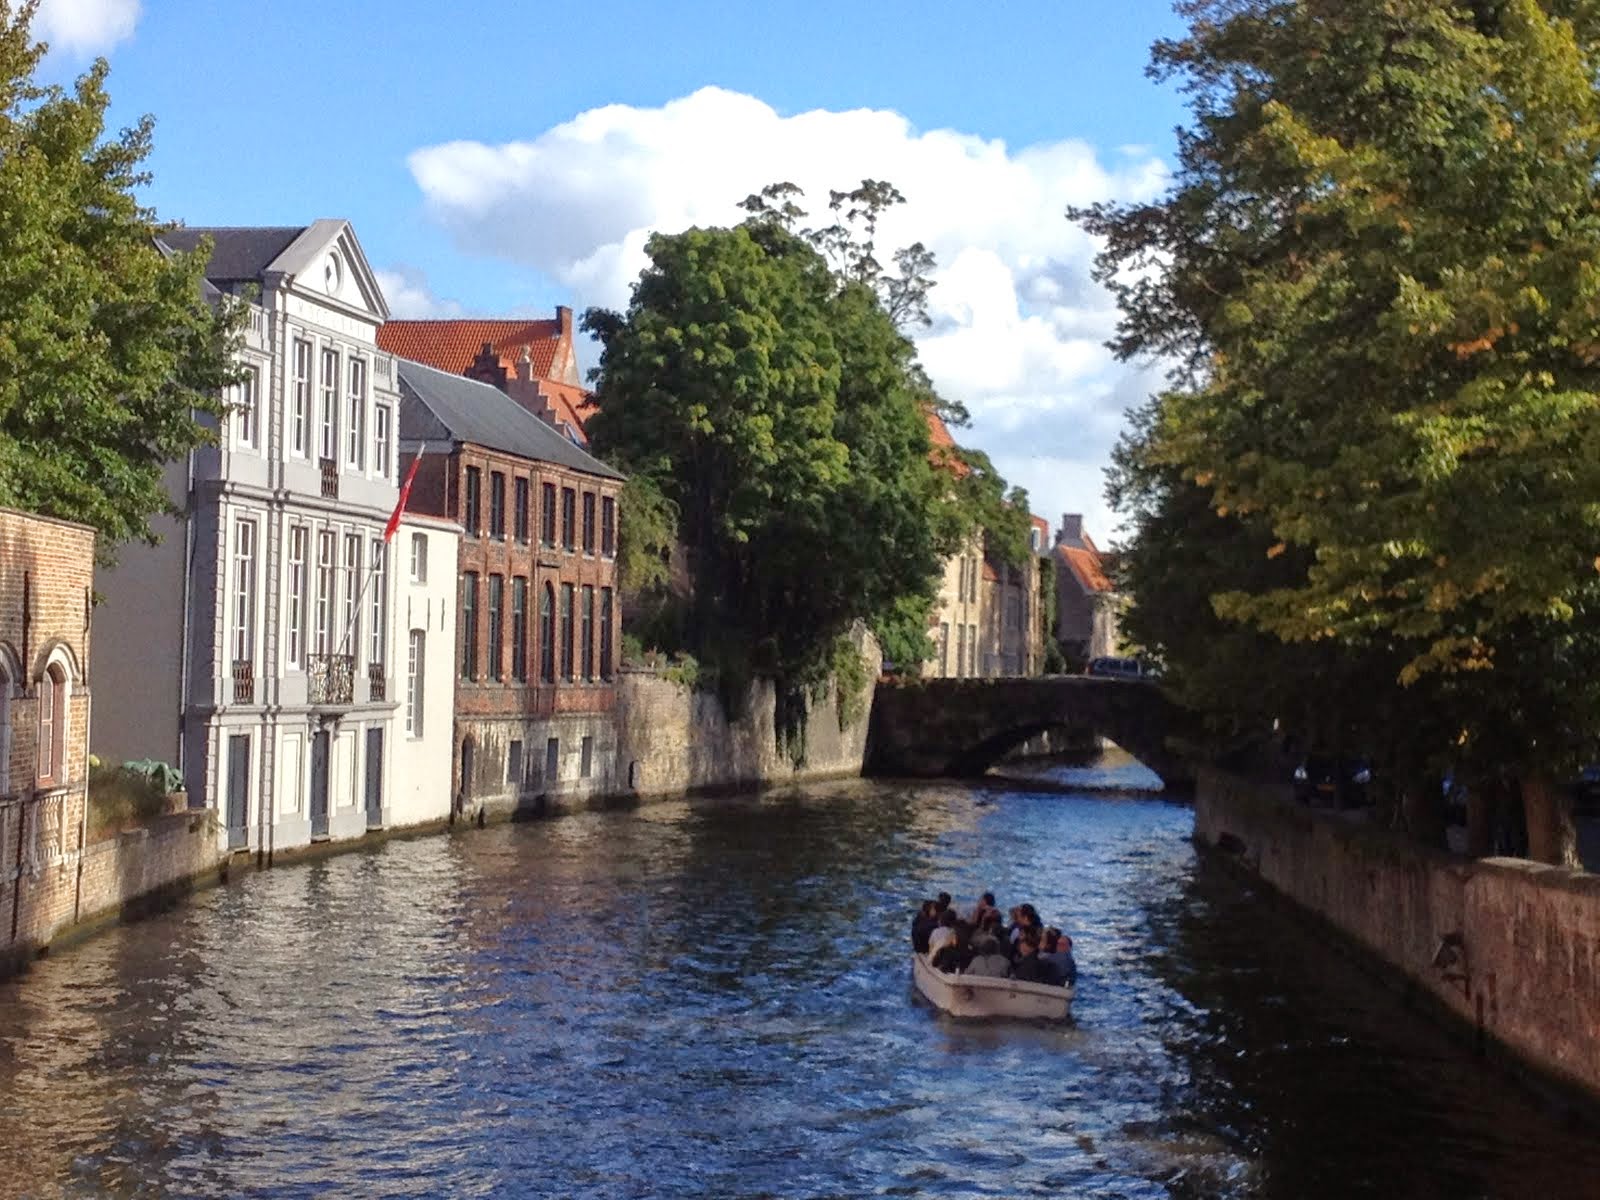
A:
[368,662,387,703]
[307,653,355,706]
[320,457,339,499]
[231,659,255,704]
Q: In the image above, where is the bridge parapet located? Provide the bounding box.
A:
[865,675,1196,790]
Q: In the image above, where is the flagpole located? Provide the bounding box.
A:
[334,442,426,659]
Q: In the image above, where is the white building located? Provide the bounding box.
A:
[392,512,459,829]
[95,221,406,854]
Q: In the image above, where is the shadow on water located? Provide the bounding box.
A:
[0,761,1596,1198]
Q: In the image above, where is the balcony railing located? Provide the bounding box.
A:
[320,457,339,499]
[231,659,255,704]
[307,654,355,706]
[368,662,386,702]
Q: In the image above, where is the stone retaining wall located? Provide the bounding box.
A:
[1195,767,1600,1102]
[1,808,224,976]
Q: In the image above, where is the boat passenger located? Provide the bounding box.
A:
[931,927,966,973]
[962,934,1010,978]
[1009,903,1040,947]
[911,899,940,953]
[927,908,959,957]
[979,910,1010,959]
[936,891,952,914]
[1040,928,1077,987]
[1009,929,1049,984]
[968,891,998,925]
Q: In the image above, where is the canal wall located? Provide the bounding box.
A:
[1195,768,1600,1103]
[2,808,225,976]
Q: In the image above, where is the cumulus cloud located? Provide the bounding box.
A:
[374,266,463,319]
[32,0,140,56]
[407,86,1169,541]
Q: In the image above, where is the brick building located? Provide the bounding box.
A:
[1054,514,1119,663]
[378,310,593,444]
[0,508,95,956]
[395,358,624,815]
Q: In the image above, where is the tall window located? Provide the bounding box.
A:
[287,526,308,667]
[967,623,977,675]
[315,531,336,655]
[580,585,595,681]
[514,478,530,544]
[540,583,556,684]
[487,574,504,681]
[319,347,339,461]
[601,496,616,558]
[342,534,362,657]
[373,404,392,479]
[36,664,65,786]
[581,493,596,554]
[409,531,428,583]
[291,339,312,457]
[540,482,557,546]
[511,577,528,682]
[561,488,576,551]
[235,367,259,448]
[955,624,967,679]
[406,630,425,737]
[464,467,482,536]
[560,583,575,680]
[345,358,367,469]
[461,573,479,679]
[370,539,386,668]
[489,472,506,539]
[600,588,614,680]
[232,518,257,667]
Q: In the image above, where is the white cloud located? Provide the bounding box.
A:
[32,0,140,56]
[374,266,463,319]
[406,86,1169,542]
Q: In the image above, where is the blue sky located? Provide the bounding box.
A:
[37,0,1192,539]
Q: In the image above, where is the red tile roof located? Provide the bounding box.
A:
[534,379,597,444]
[378,319,564,379]
[1058,544,1113,593]
[1031,515,1049,541]
[925,408,970,478]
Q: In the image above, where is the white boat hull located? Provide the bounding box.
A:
[912,953,1074,1020]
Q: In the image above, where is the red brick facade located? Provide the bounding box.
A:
[0,507,95,956]
[401,444,622,803]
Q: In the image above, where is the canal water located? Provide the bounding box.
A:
[3,759,1598,1199]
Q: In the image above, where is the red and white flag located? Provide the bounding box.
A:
[384,446,425,542]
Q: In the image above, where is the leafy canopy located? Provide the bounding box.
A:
[586,182,1015,712]
[0,2,240,556]
[1085,0,1600,775]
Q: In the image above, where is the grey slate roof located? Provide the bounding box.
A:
[157,226,308,284]
[396,357,624,482]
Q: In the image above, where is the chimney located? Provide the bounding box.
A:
[1057,513,1084,547]
[466,341,507,389]
[556,305,573,340]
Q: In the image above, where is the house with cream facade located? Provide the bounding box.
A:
[392,511,459,830]
[94,221,407,854]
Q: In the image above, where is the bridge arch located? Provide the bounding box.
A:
[865,676,1195,790]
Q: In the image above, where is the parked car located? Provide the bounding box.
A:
[1085,656,1152,681]
[1292,754,1373,809]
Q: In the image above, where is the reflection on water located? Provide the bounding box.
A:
[1,765,1596,1198]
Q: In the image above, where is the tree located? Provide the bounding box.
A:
[1082,0,1600,861]
[0,3,240,557]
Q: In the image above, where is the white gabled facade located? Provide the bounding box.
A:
[392,512,459,829]
[95,220,409,854]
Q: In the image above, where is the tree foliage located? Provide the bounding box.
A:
[0,3,241,556]
[587,182,1017,721]
[1086,0,1600,798]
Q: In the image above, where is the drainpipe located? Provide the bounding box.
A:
[72,586,91,923]
[178,449,197,796]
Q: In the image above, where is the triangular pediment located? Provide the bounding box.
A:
[269,219,390,323]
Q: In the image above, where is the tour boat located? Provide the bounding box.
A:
[911,952,1074,1020]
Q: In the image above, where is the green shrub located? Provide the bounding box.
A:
[661,652,701,689]
[87,763,169,841]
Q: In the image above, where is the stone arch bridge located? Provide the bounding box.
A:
[865,676,1196,790]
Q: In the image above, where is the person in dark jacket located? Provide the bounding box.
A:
[1009,929,1049,983]
[1039,928,1077,987]
[911,899,940,953]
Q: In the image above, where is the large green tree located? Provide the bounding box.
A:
[585,187,995,734]
[0,2,240,556]
[1083,0,1600,859]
